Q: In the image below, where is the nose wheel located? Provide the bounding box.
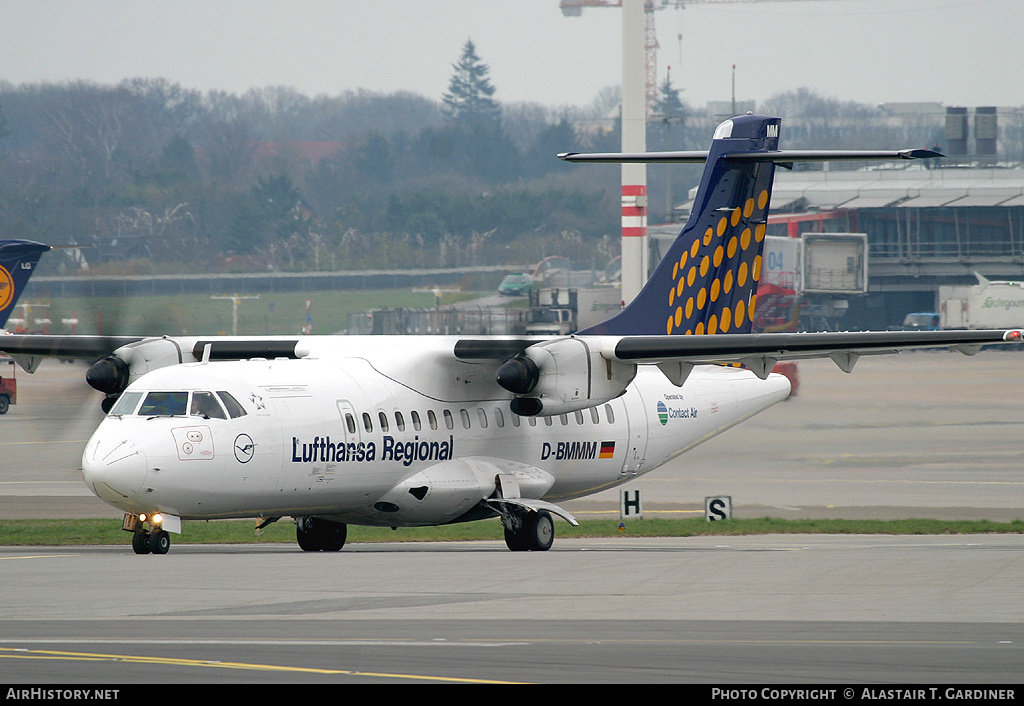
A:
[130,529,171,555]
[124,513,173,555]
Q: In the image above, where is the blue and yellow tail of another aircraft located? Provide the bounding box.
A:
[0,240,51,329]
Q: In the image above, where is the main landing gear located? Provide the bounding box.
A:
[124,513,171,555]
[296,516,347,552]
[502,509,554,552]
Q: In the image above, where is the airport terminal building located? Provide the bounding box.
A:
[765,162,1024,329]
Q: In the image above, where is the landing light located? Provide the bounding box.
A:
[152,513,163,525]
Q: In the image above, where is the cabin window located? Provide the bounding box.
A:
[559,414,568,426]
[443,409,454,430]
[510,411,520,427]
[109,391,142,416]
[575,410,584,425]
[528,416,537,427]
[477,408,488,429]
[344,413,357,435]
[590,407,600,424]
[494,408,504,428]
[604,404,615,424]
[428,410,439,431]
[190,391,227,419]
[460,409,471,429]
[139,392,188,417]
[362,412,373,433]
[378,411,389,432]
[411,411,422,431]
[544,416,553,427]
[395,411,406,432]
[216,391,247,418]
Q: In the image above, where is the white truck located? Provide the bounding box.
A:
[939,274,1024,329]
[525,287,622,335]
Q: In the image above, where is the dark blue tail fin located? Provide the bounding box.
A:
[580,114,780,336]
[0,240,51,329]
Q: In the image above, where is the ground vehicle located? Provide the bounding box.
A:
[901,312,940,331]
[940,275,1024,329]
[498,272,532,297]
[0,357,16,414]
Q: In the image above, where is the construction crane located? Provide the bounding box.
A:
[560,0,850,110]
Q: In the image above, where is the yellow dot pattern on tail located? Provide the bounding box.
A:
[666,191,769,335]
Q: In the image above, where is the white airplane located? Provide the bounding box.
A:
[3,114,1021,555]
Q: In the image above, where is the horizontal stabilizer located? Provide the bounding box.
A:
[559,150,710,164]
[558,148,942,165]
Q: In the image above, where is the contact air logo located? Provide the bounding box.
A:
[657,398,698,424]
[0,266,13,313]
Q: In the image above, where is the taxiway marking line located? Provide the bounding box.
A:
[0,647,524,684]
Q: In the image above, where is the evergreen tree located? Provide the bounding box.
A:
[442,40,501,125]
[653,72,686,122]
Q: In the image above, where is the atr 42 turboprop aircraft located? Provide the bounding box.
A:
[2,114,1021,555]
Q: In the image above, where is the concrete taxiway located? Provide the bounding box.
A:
[1,535,1022,683]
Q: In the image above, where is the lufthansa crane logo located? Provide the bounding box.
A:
[0,266,14,313]
[234,433,255,463]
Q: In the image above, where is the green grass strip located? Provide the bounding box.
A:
[1,517,1022,547]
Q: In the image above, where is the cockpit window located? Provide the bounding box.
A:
[108,391,143,416]
[190,391,227,419]
[138,392,188,416]
[216,391,247,419]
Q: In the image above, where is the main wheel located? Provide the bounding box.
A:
[504,526,526,551]
[296,517,347,552]
[523,510,554,551]
[318,522,347,552]
[0,395,9,415]
[504,510,554,552]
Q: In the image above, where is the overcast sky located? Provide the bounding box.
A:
[2,0,1021,111]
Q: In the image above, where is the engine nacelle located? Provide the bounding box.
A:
[496,337,636,416]
[86,337,187,396]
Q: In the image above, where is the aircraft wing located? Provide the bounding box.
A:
[603,329,1023,378]
[0,334,145,366]
[454,329,1023,409]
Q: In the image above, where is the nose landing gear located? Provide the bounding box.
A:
[124,512,172,555]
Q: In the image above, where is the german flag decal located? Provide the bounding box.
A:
[599,441,615,459]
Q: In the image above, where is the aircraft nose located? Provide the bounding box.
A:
[81,434,148,507]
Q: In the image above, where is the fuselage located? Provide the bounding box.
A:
[80,335,790,527]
